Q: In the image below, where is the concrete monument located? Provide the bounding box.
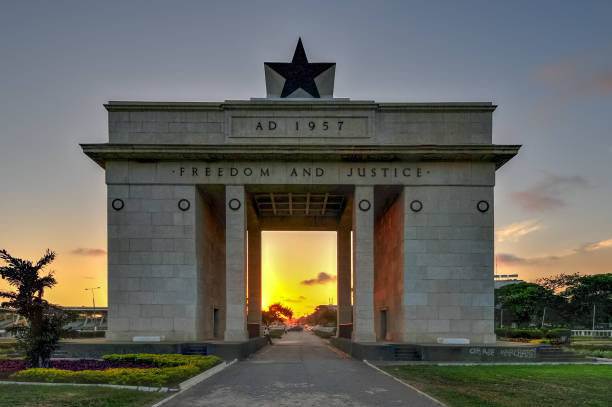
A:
[82,39,519,345]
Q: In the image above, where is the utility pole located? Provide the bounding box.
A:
[500,308,503,329]
[85,287,101,331]
[592,304,596,331]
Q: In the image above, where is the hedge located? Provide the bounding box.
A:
[269,330,283,338]
[495,328,571,344]
[10,365,199,387]
[62,330,106,339]
[101,354,222,370]
[314,330,335,339]
[10,354,222,387]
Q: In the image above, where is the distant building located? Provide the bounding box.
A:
[494,274,524,289]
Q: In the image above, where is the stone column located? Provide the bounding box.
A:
[224,185,248,341]
[337,226,352,334]
[352,186,377,342]
[247,226,262,330]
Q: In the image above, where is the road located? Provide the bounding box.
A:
[162,330,439,406]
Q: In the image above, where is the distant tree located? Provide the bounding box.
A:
[316,308,337,326]
[537,273,581,292]
[495,282,562,327]
[0,249,72,367]
[261,302,293,324]
[562,274,612,327]
[536,273,612,327]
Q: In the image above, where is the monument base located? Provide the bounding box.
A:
[52,337,267,361]
[329,337,587,362]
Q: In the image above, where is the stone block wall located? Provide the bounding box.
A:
[108,108,224,144]
[106,102,494,147]
[402,184,495,344]
[374,190,405,342]
[106,183,200,341]
[196,186,226,339]
[376,109,493,145]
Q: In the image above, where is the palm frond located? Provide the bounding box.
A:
[34,249,56,270]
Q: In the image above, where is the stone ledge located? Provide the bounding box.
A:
[81,143,520,169]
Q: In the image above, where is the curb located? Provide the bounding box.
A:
[0,359,237,396]
[325,343,351,359]
[0,380,168,392]
[150,359,237,407]
[363,360,447,407]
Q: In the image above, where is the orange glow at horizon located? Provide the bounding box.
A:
[261,231,337,317]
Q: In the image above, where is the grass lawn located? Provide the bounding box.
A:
[0,384,167,407]
[383,364,612,407]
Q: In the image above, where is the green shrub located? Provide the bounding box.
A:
[495,328,546,339]
[545,329,571,344]
[314,330,335,339]
[101,354,221,370]
[10,365,199,387]
[10,354,223,387]
[571,344,612,351]
[62,330,106,339]
[269,330,283,338]
[572,349,612,359]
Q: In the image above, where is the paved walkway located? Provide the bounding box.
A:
[163,330,439,406]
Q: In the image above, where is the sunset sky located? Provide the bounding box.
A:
[1,1,611,311]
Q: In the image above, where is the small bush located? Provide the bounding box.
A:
[495,328,546,339]
[62,330,106,339]
[269,330,283,338]
[10,365,199,387]
[571,344,612,351]
[102,354,221,370]
[314,330,335,339]
[10,354,223,387]
[545,329,571,344]
[572,348,612,359]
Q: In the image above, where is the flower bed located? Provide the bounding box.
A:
[4,354,223,387]
[1,359,154,377]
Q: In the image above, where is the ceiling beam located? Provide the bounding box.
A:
[270,192,277,215]
[322,192,329,215]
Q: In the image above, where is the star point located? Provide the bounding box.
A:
[264,39,336,99]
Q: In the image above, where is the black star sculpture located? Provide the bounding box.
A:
[264,38,336,98]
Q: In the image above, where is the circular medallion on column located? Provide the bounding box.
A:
[358,199,371,212]
[228,198,241,211]
[111,198,124,211]
[410,200,423,212]
[477,200,490,213]
[178,199,191,211]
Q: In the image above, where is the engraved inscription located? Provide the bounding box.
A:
[230,117,367,138]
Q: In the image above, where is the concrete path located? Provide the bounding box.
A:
[163,330,439,406]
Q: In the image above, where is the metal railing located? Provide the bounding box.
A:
[571,330,612,337]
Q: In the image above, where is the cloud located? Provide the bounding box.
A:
[580,238,612,252]
[300,272,336,286]
[497,236,612,267]
[496,219,542,243]
[536,57,579,83]
[511,172,587,212]
[71,248,107,256]
[497,253,530,265]
[283,296,307,303]
[577,72,612,94]
[535,52,612,95]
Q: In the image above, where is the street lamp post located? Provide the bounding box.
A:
[85,287,101,331]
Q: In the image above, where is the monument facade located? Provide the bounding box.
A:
[82,40,519,345]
